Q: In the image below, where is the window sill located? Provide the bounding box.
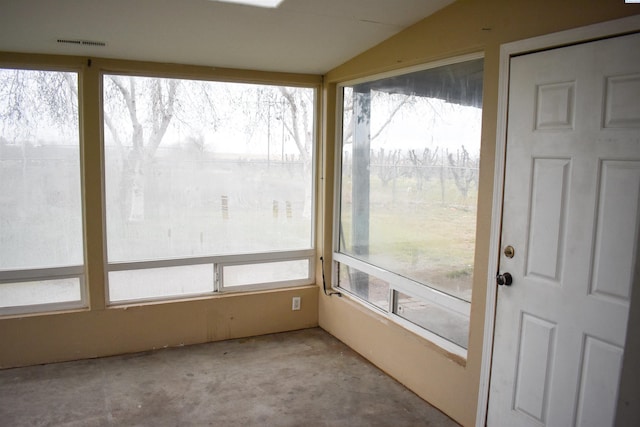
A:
[334,286,467,366]
[106,283,318,310]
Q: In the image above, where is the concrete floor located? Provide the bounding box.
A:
[0,328,460,426]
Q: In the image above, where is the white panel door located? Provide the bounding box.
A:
[488,32,640,427]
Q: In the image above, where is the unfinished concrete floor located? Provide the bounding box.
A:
[0,327,460,426]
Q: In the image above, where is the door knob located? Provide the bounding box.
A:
[497,272,513,286]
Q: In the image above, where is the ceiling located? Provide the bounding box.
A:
[0,0,454,75]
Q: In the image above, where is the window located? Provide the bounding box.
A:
[0,68,85,315]
[334,56,483,353]
[103,74,315,303]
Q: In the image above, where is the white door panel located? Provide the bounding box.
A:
[488,32,640,426]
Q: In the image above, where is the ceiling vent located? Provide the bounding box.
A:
[57,39,106,47]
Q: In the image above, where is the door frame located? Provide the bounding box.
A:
[476,14,640,427]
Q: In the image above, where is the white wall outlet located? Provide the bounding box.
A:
[292,296,301,311]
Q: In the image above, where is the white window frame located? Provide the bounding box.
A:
[0,66,86,317]
[332,53,484,358]
[217,249,315,292]
[0,267,87,316]
[99,72,318,305]
[104,250,315,304]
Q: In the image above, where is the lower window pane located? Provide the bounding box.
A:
[338,264,389,310]
[0,278,82,308]
[394,291,469,349]
[108,264,214,302]
[223,259,309,288]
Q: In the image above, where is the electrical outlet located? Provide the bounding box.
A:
[292,296,301,311]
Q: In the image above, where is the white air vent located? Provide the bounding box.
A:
[57,39,106,47]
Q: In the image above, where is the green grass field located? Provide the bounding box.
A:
[340,174,477,302]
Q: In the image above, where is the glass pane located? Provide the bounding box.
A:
[108,264,214,302]
[223,259,309,287]
[339,59,483,302]
[338,264,389,310]
[103,75,314,263]
[394,291,469,349]
[0,69,82,270]
[0,278,82,308]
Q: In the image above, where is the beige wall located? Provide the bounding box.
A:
[319,1,640,426]
[0,54,320,368]
[2,2,640,426]
[0,287,318,368]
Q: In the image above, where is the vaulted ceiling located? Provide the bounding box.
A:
[0,0,454,74]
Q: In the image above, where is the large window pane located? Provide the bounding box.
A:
[103,75,315,301]
[336,58,483,349]
[0,68,84,313]
[0,69,82,270]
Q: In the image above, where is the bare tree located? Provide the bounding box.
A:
[372,148,404,187]
[103,76,179,221]
[1,70,184,223]
[448,145,478,204]
[408,147,439,192]
[279,87,313,166]
[0,69,77,142]
[225,86,314,218]
[276,86,314,217]
[342,90,413,146]
[0,69,79,188]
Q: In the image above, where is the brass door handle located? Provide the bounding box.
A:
[504,245,515,258]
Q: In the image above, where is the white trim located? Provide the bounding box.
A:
[219,278,313,293]
[331,81,347,291]
[105,250,315,304]
[106,249,314,272]
[99,70,111,306]
[0,299,86,317]
[310,85,319,249]
[333,252,470,316]
[0,265,84,282]
[476,15,640,427]
[331,84,345,281]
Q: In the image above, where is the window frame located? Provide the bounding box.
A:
[217,250,315,292]
[99,70,319,305]
[0,64,87,316]
[332,53,484,358]
[0,267,87,316]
